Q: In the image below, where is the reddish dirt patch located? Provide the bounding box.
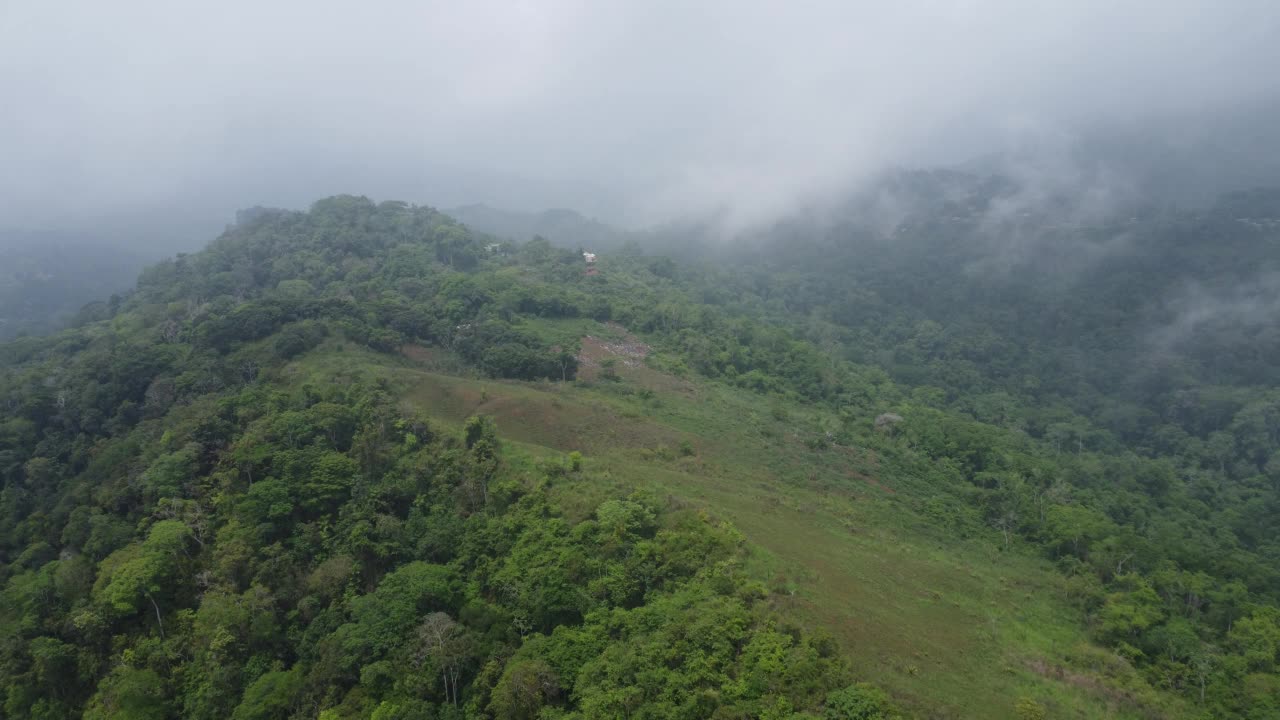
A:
[576,330,650,380]
[850,469,896,494]
[575,325,695,395]
[1025,658,1152,714]
[400,344,440,363]
[402,371,679,454]
[833,445,894,493]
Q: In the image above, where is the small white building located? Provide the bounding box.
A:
[583,252,597,263]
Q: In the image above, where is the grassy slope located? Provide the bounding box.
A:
[288,324,1187,720]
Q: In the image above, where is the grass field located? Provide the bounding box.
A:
[288,325,1188,719]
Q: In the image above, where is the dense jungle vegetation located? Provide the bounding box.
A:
[4,183,1280,718]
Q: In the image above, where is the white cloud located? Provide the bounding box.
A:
[2,0,1278,235]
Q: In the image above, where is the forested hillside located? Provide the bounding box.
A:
[0,199,886,720]
[682,173,1280,715]
[3,192,1280,718]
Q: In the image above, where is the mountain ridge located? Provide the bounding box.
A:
[2,192,1279,718]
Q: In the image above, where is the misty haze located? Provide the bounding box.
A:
[3,2,1280,719]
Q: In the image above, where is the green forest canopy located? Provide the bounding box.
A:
[2,188,1280,718]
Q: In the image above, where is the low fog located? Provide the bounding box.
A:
[3,0,1280,246]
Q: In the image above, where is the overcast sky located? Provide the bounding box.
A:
[2,0,1279,243]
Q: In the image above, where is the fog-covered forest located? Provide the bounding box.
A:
[5,2,1280,718]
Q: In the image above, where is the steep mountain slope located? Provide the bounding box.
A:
[0,199,879,720]
[1,194,1278,718]
[719,175,1280,467]
[303,338,1185,718]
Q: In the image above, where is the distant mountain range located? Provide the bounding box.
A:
[447,204,632,251]
[0,231,152,339]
